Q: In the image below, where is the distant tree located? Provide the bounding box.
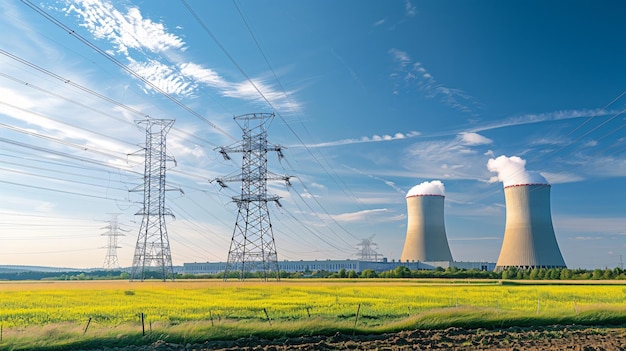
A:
[446,266,459,274]
[347,270,358,278]
[559,268,572,280]
[339,268,347,278]
[548,268,560,280]
[394,266,412,278]
[592,269,603,280]
[360,269,378,278]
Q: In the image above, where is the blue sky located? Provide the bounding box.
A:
[0,0,625,269]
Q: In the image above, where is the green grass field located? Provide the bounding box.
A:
[0,279,624,350]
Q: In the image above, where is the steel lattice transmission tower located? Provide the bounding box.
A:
[213,112,291,281]
[356,235,383,262]
[130,119,178,282]
[101,213,127,270]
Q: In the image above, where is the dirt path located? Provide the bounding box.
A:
[126,325,626,351]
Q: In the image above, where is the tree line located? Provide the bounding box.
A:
[323,266,626,280]
[0,266,625,281]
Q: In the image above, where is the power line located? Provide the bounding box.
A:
[0,71,221,149]
[183,0,362,243]
[0,136,140,175]
[0,167,128,194]
[20,0,236,141]
[0,179,131,202]
[0,119,132,161]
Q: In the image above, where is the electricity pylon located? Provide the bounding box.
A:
[130,118,178,281]
[213,112,291,281]
[356,234,382,262]
[101,213,127,269]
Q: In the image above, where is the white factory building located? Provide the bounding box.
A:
[183,259,495,275]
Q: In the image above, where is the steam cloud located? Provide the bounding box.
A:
[487,155,548,187]
[406,180,445,197]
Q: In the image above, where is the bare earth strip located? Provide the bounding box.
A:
[105,326,625,351]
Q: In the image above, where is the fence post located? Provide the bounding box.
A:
[83,317,92,335]
[209,310,214,326]
[306,307,311,319]
[141,313,145,336]
[354,304,361,328]
[263,308,272,326]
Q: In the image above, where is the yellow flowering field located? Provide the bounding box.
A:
[0,279,624,328]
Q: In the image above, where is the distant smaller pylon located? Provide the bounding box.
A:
[102,213,127,270]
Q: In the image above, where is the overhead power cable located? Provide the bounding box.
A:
[0,65,220,149]
[0,136,140,175]
[0,179,130,202]
[0,120,131,161]
[20,0,236,141]
[0,166,129,193]
[0,48,150,120]
[183,0,361,241]
[0,158,135,188]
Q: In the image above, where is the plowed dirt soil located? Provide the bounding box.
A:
[106,325,626,351]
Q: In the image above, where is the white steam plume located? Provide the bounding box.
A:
[406,180,445,197]
[487,155,548,187]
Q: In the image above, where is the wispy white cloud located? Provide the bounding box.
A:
[404,0,417,17]
[61,0,297,110]
[557,152,626,179]
[343,165,406,194]
[468,109,614,134]
[389,49,475,114]
[373,18,386,27]
[541,171,585,184]
[332,208,403,223]
[64,0,185,56]
[553,215,626,235]
[584,140,598,147]
[402,134,493,181]
[458,132,492,146]
[570,236,603,241]
[299,130,420,148]
[310,182,326,190]
[179,62,226,88]
[127,58,195,96]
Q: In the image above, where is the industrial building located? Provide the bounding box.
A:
[183,259,495,275]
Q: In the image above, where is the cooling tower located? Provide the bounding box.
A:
[400,192,453,262]
[495,184,566,270]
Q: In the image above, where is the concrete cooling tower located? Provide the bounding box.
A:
[495,184,566,270]
[487,155,566,271]
[400,181,453,262]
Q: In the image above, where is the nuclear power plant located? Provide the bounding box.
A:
[400,181,454,263]
[488,155,566,271]
[185,156,569,275]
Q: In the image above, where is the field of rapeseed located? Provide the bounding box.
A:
[0,279,624,328]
